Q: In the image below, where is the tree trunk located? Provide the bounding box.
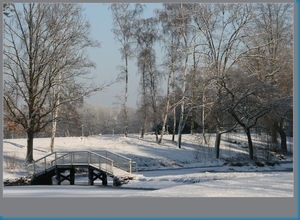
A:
[278,129,287,152]
[50,74,61,153]
[140,69,147,139]
[50,120,57,153]
[155,130,159,143]
[271,122,278,144]
[202,92,207,144]
[66,127,70,137]
[159,66,173,144]
[172,90,176,142]
[245,128,254,160]
[177,102,184,149]
[140,126,145,138]
[274,120,287,152]
[278,121,287,152]
[50,106,59,153]
[190,43,197,135]
[177,58,188,148]
[159,113,168,144]
[214,132,221,159]
[178,130,182,149]
[172,110,176,141]
[124,56,129,137]
[26,130,34,164]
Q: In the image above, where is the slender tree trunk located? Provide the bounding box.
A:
[172,110,176,141]
[271,122,278,144]
[25,5,34,164]
[245,128,254,160]
[273,120,287,152]
[278,121,287,152]
[178,130,182,148]
[278,129,287,152]
[140,127,145,138]
[172,79,176,142]
[214,132,221,159]
[159,113,168,144]
[148,61,158,142]
[50,106,59,153]
[50,72,61,153]
[124,56,129,137]
[214,124,222,158]
[202,92,207,144]
[155,131,158,142]
[177,55,188,148]
[26,130,34,164]
[177,102,184,149]
[66,126,70,137]
[159,65,173,144]
[140,70,147,139]
[190,44,197,135]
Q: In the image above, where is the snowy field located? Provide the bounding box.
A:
[3,133,294,197]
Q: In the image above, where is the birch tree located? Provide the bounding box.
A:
[159,4,195,148]
[133,17,161,141]
[156,6,181,143]
[110,3,144,137]
[134,18,161,138]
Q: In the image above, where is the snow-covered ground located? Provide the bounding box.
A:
[3,133,294,197]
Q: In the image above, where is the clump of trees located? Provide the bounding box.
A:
[3,3,293,163]
[108,3,293,160]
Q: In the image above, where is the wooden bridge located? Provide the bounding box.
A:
[27,150,138,186]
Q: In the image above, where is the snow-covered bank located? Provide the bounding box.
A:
[3,133,294,197]
[3,171,293,197]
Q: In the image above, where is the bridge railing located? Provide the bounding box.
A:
[54,151,114,174]
[27,152,66,176]
[94,150,137,174]
[27,150,137,177]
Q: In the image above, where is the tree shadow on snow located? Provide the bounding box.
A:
[3,140,24,148]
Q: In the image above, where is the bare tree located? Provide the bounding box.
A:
[241,3,293,151]
[192,3,253,157]
[110,3,144,137]
[156,7,182,143]
[133,16,161,141]
[3,3,102,163]
[159,4,195,148]
[223,70,273,160]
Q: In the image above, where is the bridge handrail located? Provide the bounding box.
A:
[27,152,56,175]
[52,151,114,174]
[51,151,113,164]
[27,150,136,177]
[94,150,134,173]
[104,151,132,161]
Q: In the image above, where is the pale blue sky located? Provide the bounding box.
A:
[82,3,164,108]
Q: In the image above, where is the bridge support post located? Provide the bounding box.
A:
[102,173,107,186]
[70,167,75,185]
[55,166,61,185]
[88,167,94,185]
[55,167,75,185]
[88,166,108,186]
